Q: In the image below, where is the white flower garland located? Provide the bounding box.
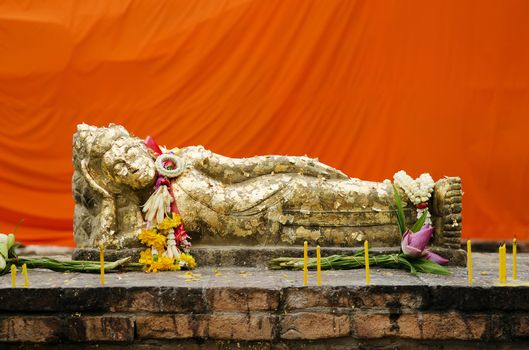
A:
[393,170,434,205]
[155,153,185,178]
[393,170,435,225]
[142,185,172,225]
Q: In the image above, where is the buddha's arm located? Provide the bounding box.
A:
[79,160,117,242]
[184,146,349,184]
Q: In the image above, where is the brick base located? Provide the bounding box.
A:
[1,285,529,346]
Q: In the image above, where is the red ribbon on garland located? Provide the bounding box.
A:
[144,136,179,214]
[144,135,163,155]
[144,136,191,248]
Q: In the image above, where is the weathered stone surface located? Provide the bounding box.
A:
[427,286,529,311]
[283,287,352,310]
[73,245,428,267]
[419,312,487,340]
[280,312,350,340]
[0,288,65,312]
[198,314,276,340]
[359,288,425,309]
[352,313,395,339]
[353,312,487,340]
[2,254,529,345]
[3,339,529,350]
[488,314,511,340]
[0,316,62,342]
[72,124,463,260]
[206,287,279,311]
[397,314,422,339]
[283,286,427,311]
[0,287,205,313]
[72,124,155,248]
[110,287,205,313]
[432,177,463,248]
[136,314,195,339]
[68,316,134,342]
[513,315,529,338]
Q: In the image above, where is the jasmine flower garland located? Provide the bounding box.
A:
[393,170,435,225]
[393,170,434,205]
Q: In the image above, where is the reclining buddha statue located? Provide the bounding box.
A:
[72,124,462,258]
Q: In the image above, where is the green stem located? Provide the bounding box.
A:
[268,252,450,275]
[3,256,142,274]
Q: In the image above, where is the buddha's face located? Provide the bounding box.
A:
[102,139,156,189]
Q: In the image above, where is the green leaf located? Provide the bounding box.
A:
[411,209,428,232]
[392,184,407,235]
[407,257,450,275]
[353,249,365,257]
[8,243,20,259]
[268,253,450,276]
[5,256,135,274]
[396,255,417,275]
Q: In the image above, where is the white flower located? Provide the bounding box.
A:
[393,170,435,206]
[142,186,172,225]
[416,207,432,225]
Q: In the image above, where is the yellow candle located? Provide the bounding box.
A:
[499,244,506,285]
[466,240,472,286]
[503,244,508,284]
[316,245,321,286]
[100,242,105,286]
[501,244,504,284]
[364,240,370,285]
[303,241,308,286]
[10,265,16,288]
[22,264,29,288]
[513,238,517,280]
[498,245,502,284]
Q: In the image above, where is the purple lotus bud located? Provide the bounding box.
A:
[401,224,448,265]
[424,251,449,265]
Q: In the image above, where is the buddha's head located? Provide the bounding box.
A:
[74,124,156,190]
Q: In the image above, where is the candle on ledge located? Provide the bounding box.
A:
[316,245,321,286]
[502,244,508,284]
[513,238,517,281]
[501,244,505,284]
[466,240,472,286]
[100,242,105,286]
[22,263,29,288]
[498,244,506,285]
[10,265,16,288]
[364,240,370,285]
[303,241,308,286]
[498,245,501,284]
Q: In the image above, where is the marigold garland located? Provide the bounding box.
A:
[139,248,153,264]
[156,213,182,230]
[178,253,196,269]
[137,214,195,272]
[139,249,181,273]
[138,228,166,252]
[138,136,196,272]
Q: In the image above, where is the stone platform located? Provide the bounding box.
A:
[1,253,529,349]
[73,245,467,266]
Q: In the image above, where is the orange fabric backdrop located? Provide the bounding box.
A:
[1,0,529,246]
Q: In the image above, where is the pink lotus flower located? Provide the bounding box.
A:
[401,225,448,265]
